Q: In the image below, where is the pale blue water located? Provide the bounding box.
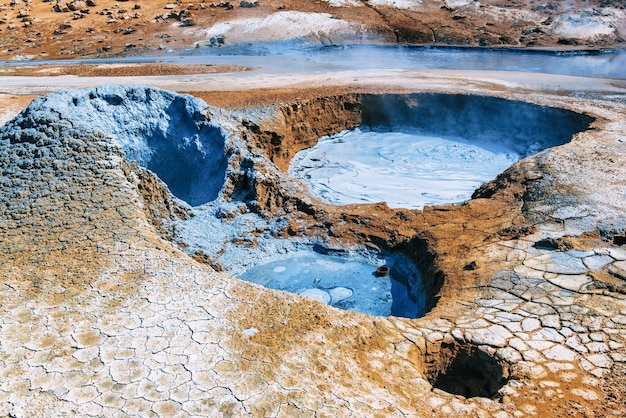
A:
[3,45,624,79]
[239,250,426,318]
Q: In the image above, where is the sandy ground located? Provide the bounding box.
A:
[0,63,253,77]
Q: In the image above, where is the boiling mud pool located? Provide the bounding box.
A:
[289,128,520,209]
[239,250,426,318]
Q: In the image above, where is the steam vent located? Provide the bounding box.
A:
[1,79,626,417]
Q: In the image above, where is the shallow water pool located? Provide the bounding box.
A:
[238,249,426,318]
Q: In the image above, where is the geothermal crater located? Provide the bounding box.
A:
[288,94,595,208]
[44,87,230,207]
[14,89,594,322]
[170,92,594,321]
[2,80,625,416]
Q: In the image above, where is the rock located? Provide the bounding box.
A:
[240,0,257,7]
[53,2,70,13]
[67,0,86,11]
[534,237,573,251]
[207,34,225,47]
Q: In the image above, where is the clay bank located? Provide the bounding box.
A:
[0,72,626,417]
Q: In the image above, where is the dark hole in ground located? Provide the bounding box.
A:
[614,235,626,246]
[429,343,509,398]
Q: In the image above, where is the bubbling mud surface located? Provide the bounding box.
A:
[290,128,521,208]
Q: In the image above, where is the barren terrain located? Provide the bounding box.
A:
[0,1,626,418]
[0,0,624,61]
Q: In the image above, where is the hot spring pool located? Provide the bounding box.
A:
[238,249,426,318]
[289,128,521,208]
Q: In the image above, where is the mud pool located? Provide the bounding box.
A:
[289,128,521,208]
[287,94,595,209]
[239,249,426,318]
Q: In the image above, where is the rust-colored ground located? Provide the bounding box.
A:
[2,0,623,61]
